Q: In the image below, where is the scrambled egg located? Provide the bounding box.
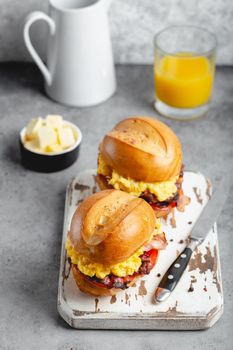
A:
[66,238,143,279]
[98,154,177,202]
[66,221,162,279]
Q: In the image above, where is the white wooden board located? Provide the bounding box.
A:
[57,170,223,329]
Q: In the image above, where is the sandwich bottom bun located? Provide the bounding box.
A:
[72,264,140,297]
[96,173,112,191]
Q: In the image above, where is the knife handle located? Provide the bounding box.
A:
[154,245,195,303]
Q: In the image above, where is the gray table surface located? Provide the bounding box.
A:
[0,64,233,350]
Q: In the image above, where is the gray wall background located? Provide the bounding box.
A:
[0,0,232,65]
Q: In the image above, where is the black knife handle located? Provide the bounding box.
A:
[154,246,194,302]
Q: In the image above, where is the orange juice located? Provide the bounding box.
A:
[155,54,214,108]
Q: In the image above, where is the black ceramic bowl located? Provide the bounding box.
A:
[19,121,82,173]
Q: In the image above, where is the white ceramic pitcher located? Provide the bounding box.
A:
[23,0,116,107]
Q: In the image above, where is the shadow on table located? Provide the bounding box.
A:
[0,63,44,96]
[2,133,21,167]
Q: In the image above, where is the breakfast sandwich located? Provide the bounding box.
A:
[66,190,167,296]
[97,116,189,217]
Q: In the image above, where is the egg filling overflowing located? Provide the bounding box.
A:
[97,154,178,202]
[66,221,162,279]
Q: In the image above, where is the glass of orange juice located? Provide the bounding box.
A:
[154,26,217,120]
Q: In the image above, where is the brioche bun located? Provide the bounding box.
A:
[68,189,156,265]
[99,116,182,182]
[72,264,140,296]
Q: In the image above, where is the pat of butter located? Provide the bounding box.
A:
[37,126,57,150]
[45,143,63,153]
[58,127,75,149]
[24,115,77,154]
[46,115,63,130]
[24,140,41,153]
[26,117,43,140]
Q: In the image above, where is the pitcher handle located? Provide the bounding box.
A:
[23,11,56,86]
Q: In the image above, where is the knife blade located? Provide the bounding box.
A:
[154,175,231,303]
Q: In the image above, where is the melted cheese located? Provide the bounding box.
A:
[66,221,162,279]
[97,154,177,202]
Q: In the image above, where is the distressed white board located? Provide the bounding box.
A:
[57,170,223,330]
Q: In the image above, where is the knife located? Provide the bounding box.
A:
[154,175,231,303]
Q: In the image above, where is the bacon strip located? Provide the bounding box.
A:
[177,189,191,212]
[144,232,167,251]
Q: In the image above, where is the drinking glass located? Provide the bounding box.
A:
[154,25,217,120]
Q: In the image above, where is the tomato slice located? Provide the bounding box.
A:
[150,201,177,211]
[145,249,159,266]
